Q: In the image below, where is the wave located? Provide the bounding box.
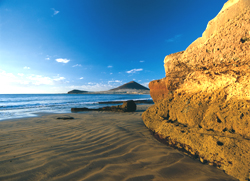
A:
[0,94,152,120]
[0,98,152,111]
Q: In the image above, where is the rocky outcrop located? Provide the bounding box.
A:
[71,100,136,112]
[142,0,250,180]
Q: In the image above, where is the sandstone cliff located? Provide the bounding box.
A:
[142,0,250,180]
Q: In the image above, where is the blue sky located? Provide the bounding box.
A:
[0,0,227,93]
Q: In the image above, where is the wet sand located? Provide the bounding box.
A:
[0,105,237,181]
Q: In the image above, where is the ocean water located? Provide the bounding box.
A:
[0,94,152,121]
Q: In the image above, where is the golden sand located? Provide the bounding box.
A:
[0,105,236,181]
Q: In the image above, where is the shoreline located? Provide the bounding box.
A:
[0,102,154,122]
[0,93,153,122]
[0,104,237,180]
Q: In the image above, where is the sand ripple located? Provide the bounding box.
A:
[0,105,237,180]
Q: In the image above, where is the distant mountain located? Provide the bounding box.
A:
[67,81,149,94]
[67,89,88,94]
[110,81,149,91]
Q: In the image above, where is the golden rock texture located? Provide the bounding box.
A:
[142,0,250,180]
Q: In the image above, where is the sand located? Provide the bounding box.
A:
[0,105,237,181]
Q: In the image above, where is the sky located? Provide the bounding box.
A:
[0,0,227,93]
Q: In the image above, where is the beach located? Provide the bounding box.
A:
[0,104,237,181]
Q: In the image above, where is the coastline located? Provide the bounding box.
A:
[0,94,152,121]
[0,104,237,181]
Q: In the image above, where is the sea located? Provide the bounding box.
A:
[0,94,152,121]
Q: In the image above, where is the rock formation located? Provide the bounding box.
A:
[71,100,136,112]
[142,0,250,180]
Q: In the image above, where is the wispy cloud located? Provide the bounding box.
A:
[139,60,144,63]
[26,75,67,85]
[67,84,108,91]
[0,70,24,91]
[27,75,54,85]
[108,80,122,84]
[0,70,15,78]
[110,73,113,75]
[126,68,143,74]
[23,66,30,69]
[142,82,149,88]
[0,69,69,93]
[56,58,70,63]
[166,34,182,43]
[45,55,51,60]
[80,77,84,80]
[0,69,67,86]
[51,8,59,16]
[68,80,122,91]
[53,77,65,81]
[107,65,113,68]
[72,64,82,67]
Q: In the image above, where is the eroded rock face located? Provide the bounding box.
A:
[143,0,250,180]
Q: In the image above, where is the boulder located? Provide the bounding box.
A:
[71,100,136,112]
[121,100,136,112]
[142,0,250,180]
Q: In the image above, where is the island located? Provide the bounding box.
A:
[67,90,89,94]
